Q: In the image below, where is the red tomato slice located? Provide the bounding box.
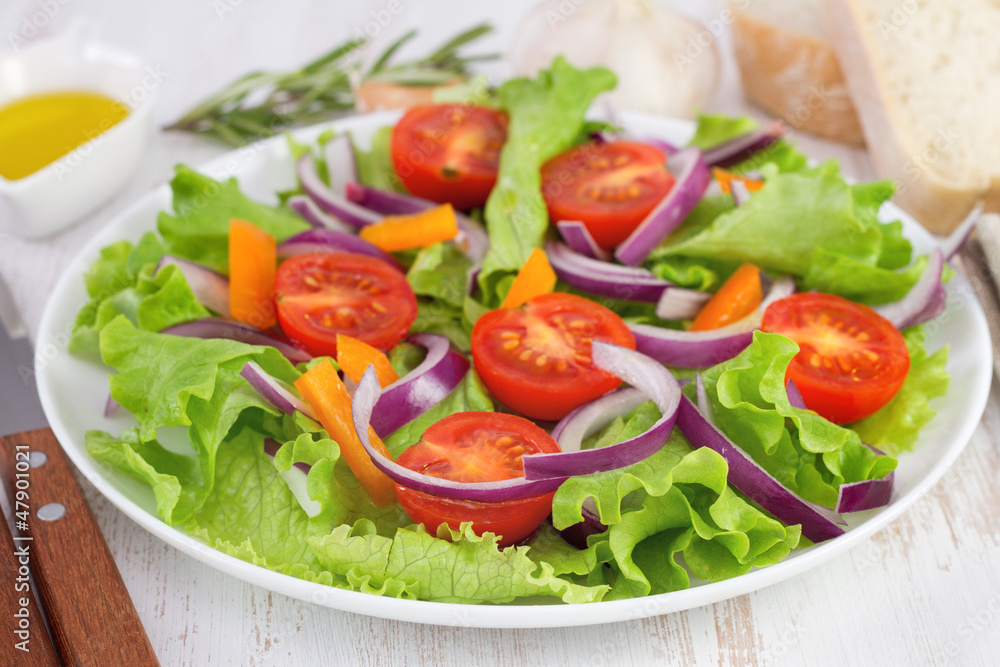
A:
[395,412,562,547]
[540,141,675,250]
[762,292,911,424]
[471,293,636,421]
[390,104,508,210]
[274,252,417,357]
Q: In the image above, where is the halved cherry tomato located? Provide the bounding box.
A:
[471,293,636,421]
[540,141,675,250]
[395,412,562,547]
[274,252,417,357]
[390,104,508,210]
[762,292,910,424]
[690,263,762,331]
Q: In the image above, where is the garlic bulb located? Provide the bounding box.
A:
[510,0,720,119]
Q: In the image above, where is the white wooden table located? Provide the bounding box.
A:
[2,1,998,664]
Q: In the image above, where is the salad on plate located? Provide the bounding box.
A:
[70,58,967,605]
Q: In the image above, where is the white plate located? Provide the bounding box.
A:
[36,112,993,628]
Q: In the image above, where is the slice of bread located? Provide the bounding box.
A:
[825,0,996,233]
[731,0,865,145]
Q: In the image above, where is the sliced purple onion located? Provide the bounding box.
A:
[287,194,352,232]
[655,288,712,321]
[353,366,568,502]
[240,360,318,421]
[522,342,681,480]
[786,380,806,410]
[836,442,895,513]
[629,275,795,368]
[557,500,607,549]
[630,318,759,369]
[644,137,679,155]
[345,182,489,264]
[104,393,120,418]
[550,388,649,453]
[264,437,311,475]
[615,148,711,267]
[276,228,402,269]
[297,154,382,229]
[702,121,785,169]
[730,180,751,206]
[160,318,311,364]
[875,248,945,330]
[835,476,893,514]
[556,220,611,261]
[323,133,357,196]
[941,205,981,261]
[369,333,470,438]
[679,375,846,543]
[546,241,676,303]
[156,255,230,316]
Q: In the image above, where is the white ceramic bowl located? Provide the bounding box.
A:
[0,22,157,238]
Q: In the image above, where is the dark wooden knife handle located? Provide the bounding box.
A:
[0,428,159,667]
[0,515,59,666]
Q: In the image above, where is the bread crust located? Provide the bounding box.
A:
[823,0,988,233]
[732,7,865,145]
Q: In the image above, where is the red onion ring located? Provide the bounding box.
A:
[629,275,795,368]
[679,375,846,543]
[352,365,568,502]
[615,147,711,267]
[323,133,357,196]
[941,205,981,261]
[160,318,312,364]
[240,361,318,421]
[156,255,230,316]
[556,220,611,261]
[276,228,402,269]
[702,121,785,168]
[522,342,681,480]
[287,194,352,232]
[368,333,470,438]
[297,154,382,229]
[875,248,945,330]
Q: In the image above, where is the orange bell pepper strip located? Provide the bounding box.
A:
[295,359,397,507]
[712,168,765,195]
[358,203,458,252]
[229,218,277,328]
[690,263,763,331]
[501,248,557,309]
[336,334,400,388]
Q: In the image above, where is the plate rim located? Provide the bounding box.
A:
[34,110,994,628]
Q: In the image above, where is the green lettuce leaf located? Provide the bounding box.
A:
[354,125,403,192]
[852,326,950,455]
[477,57,616,305]
[688,114,807,174]
[70,234,185,358]
[157,165,309,273]
[700,331,896,508]
[550,403,800,599]
[406,242,474,349]
[309,519,608,604]
[91,316,301,523]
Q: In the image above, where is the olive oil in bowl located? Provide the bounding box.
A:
[0,91,130,181]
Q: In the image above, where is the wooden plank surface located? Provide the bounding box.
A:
[1,1,998,665]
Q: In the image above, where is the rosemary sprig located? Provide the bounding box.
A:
[166,23,496,147]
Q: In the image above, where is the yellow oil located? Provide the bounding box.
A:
[0,91,130,181]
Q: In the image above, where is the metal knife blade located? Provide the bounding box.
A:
[0,321,48,436]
